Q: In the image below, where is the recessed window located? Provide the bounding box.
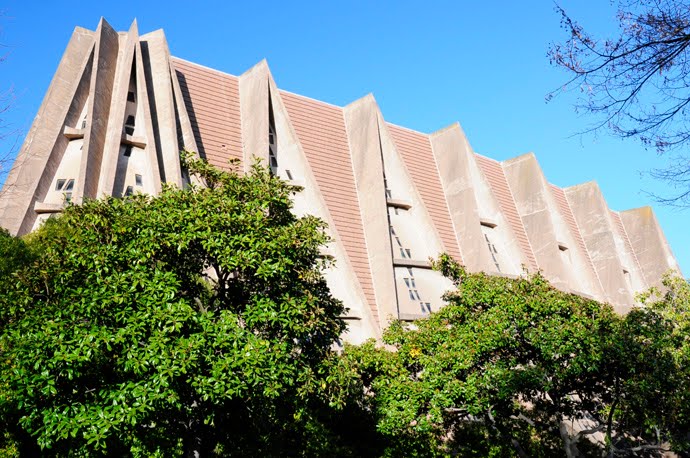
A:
[135,174,142,186]
[390,225,412,259]
[127,91,136,103]
[481,225,501,273]
[402,271,422,303]
[124,115,135,135]
[383,177,392,199]
[55,178,74,201]
[285,169,293,180]
[268,124,278,172]
[420,302,431,314]
[558,244,568,252]
[124,186,133,197]
[123,145,133,157]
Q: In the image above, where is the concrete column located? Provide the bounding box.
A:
[343,94,397,328]
[238,60,269,170]
[77,18,120,201]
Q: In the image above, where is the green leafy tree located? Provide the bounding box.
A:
[344,255,690,457]
[0,154,347,456]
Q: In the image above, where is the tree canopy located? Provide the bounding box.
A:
[549,0,690,205]
[343,256,690,457]
[0,154,348,456]
[0,154,688,456]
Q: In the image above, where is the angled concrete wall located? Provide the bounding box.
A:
[621,206,681,287]
[565,182,635,312]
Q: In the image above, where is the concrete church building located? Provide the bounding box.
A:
[0,19,681,342]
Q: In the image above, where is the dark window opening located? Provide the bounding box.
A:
[123,145,133,157]
[135,174,142,186]
[268,96,278,174]
[127,91,136,103]
[55,179,66,191]
[124,186,134,197]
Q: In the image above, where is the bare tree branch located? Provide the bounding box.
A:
[549,0,690,206]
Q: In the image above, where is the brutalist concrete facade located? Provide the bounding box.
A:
[0,20,681,342]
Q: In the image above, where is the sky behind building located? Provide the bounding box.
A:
[0,0,687,275]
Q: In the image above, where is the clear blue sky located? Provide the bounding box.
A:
[0,1,687,275]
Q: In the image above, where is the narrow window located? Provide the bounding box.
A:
[124,186,134,197]
[64,179,75,191]
[127,91,136,102]
[123,145,133,157]
[420,302,431,314]
[384,177,392,199]
[55,179,66,191]
[125,115,135,135]
[268,124,278,172]
[481,226,501,273]
[402,269,423,305]
[135,174,142,186]
[285,169,293,180]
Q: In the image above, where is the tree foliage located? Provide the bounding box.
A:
[549,0,690,205]
[1,154,688,456]
[0,154,349,456]
[344,255,690,457]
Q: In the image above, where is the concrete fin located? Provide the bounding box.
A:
[343,94,398,327]
[620,206,682,285]
[474,153,538,273]
[140,30,183,187]
[99,21,139,196]
[76,18,120,201]
[550,183,607,301]
[0,26,96,234]
[238,59,270,170]
[564,181,636,312]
